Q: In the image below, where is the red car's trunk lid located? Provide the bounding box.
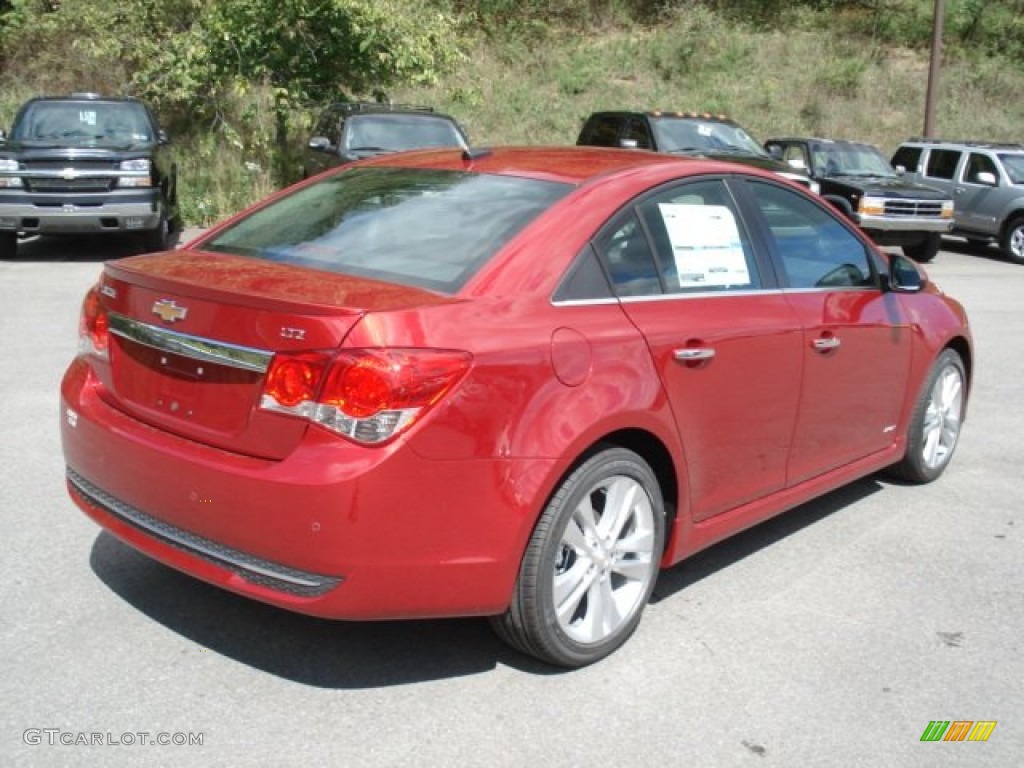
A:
[94,250,455,460]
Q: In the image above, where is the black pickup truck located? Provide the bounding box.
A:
[765,137,953,262]
[0,93,177,259]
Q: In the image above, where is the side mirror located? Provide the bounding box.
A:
[0,128,6,144]
[766,145,782,159]
[975,171,997,186]
[308,136,333,153]
[618,138,639,150]
[884,253,924,293]
[157,129,170,145]
[894,164,906,175]
[787,157,807,170]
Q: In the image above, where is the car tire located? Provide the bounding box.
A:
[903,232,941,263]
[888,349,966,484]
[1000,216,1024,264]
[142,206,170,253]
[0,232,16,260]
[490,446,665,667]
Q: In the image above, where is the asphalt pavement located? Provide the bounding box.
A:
[1,233,1020,766]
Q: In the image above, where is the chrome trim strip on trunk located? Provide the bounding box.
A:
[108,312,273,373]
[67,468,342,597]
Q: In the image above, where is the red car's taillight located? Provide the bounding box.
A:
[260,348,472,445]
[78,285,110,360]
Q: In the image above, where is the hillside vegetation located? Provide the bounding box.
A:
[2,0,1022,225]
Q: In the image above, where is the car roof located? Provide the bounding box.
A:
[23,94,144,105]
[355,145,754,186]
[899,138,1024,151]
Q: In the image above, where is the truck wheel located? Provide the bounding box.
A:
[141,208,170,253]
[0,232,15,260]
[903,233,941,263]
[1001,217,1024,264]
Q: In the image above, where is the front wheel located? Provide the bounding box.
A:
[889,349,966,484]
[491,446,665,667]
[903,232,941,263]
[1000,217,1024,264]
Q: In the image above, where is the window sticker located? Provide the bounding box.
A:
[79,111,97,126]
[659,203,751,288]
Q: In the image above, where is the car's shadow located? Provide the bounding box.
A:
[3,230,183,262]
[939,236,1014,264]
[89,475,886,686]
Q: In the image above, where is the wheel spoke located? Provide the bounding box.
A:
[554,560,596,625]
[611,553,653,581]
[597,477,636,540]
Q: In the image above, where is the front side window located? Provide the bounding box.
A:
[578,115,623,147]
[623,117,653,150]
[746,181,874,290]
[965,153,998,184]
[891,145,922,173]
[203,167,571,294]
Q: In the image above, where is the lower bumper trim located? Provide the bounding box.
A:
[67,468,343,597]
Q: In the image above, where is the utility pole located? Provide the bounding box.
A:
[923,0,945,138]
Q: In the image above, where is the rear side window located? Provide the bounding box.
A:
[203,167,571,294]
[925,149,961,180]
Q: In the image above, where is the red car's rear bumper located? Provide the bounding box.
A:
[61,358,549,620]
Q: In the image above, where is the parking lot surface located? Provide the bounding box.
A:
[1,233,1020,766]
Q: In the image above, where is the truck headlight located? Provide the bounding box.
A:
[859,196,885,216]
[119,158,151,172]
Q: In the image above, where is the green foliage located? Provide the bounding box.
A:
[3,0,1024,224]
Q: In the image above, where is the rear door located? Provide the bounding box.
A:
[735,179,913,484]
[600,177,805,521]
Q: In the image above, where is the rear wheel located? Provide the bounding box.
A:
[889,349,966,484]
[1000,216,1024,264]
[903,232,941,263]
[491,446,665,667]
[0,232,15,260]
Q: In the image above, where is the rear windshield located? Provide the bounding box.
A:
[202,167,572,293]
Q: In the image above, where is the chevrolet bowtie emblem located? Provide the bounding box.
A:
[152,299,188,323]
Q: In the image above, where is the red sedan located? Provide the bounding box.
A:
[61,147,972,667]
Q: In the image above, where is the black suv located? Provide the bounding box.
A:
[0,93,178,259]
[765,137,954,262]
[577,110,818,192]
[303,102,469,178]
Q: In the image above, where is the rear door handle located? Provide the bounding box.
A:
[812,337,840,352]
[674,347,716,362]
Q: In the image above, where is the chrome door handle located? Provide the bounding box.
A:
[812,337,840,352]
[674,348,716,362]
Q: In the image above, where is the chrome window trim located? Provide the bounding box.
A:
[108,313,273,373]
[551,285,878,307]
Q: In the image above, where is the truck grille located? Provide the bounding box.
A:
[25,177,116,193]
[882,199,946,218]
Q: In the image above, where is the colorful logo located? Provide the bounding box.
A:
[921,721,997,742]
